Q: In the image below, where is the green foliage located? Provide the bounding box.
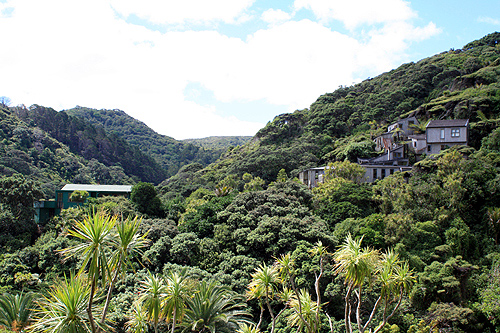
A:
[314,177,374,228]
[477,256,500,327]
[67,107,246,178]
[70,190,89,203]
[0,175,42,252]
[131,182,164,218]
[323,160,366,183]
[30,273,96,333]
[0,292,35,332]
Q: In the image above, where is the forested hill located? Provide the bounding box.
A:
[66,107,237,177]
[14,105,168,185]
[183,135,252,151]
[173,32,500,188]
[0,105,135,197]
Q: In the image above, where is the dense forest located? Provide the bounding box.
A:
[65,107,247,177]
[0,32,500,333]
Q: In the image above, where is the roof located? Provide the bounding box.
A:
[408,134,426,140]
[388,116,418,128]
[426,119,469,128]
[60,184,133,193]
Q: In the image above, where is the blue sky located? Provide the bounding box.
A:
[0,0,499,139]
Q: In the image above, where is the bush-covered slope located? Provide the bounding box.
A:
[65,107,239,177]
[0,106,134,197]
[15,105,167,184]
[190,32,500,184]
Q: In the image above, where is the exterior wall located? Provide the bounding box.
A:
[426,142,464,155]
[411,138,427,152]
[36,187,132,224]
[298,168,325,189]
[299,165,411,186]
[426,127,467,144]
[425,125,468,155]
[362,165,412,183]
[387,117,417,136]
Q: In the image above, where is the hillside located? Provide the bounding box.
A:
[65,107,235,177]
[176,32,500,187]
[182,136,252,150]
[13,105,168,185]
[0,105,135,197]
[1,32,500,333]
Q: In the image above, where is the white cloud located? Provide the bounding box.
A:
[294,0,416,29]
[261,9,292,26]
[109,0,255,25]
[0,0,440,139]
[478,16,500,25]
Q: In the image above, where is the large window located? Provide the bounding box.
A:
[451,128,460,137]
[440,128,445,139]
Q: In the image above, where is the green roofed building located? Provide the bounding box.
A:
[34,184,133,224]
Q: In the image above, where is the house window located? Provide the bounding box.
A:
[413,141,417,148]
[381,169,386,178]
[427,145,431,152]
[390,169,395,175]
[451,128,460,137]
[440,129,445,139]
[373,169,377,180]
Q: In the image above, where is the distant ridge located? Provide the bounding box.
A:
[66,107,250,177]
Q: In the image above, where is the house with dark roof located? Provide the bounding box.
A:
[34,184,133,224]
[425,119,469,155]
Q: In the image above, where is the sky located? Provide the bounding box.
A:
[0,1,499,139]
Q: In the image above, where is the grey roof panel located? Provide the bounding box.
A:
[60,184,133,192]
[426,119,469,128]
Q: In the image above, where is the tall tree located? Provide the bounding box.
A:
[333,234,415,333]
[138,272,167,333]
[60,210,116,333]
[163,270,192,333]
[247,264,280,333]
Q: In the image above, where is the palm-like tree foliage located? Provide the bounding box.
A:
[100,217,150,325]
[138,272,167,333]
[0,292,35,332]
[333,235,415,333]
[182,281,252,333]
[125,301,148,333]
[30,273,100,333]
[285,290,319,333]
[60,210,117,333]
[334,234,378,333]
[409,118,430,134]
[333,234,378,290]
[62,210,117,286]
[247,264,280,333]
[163,270,192,333]
[237,323,260,333]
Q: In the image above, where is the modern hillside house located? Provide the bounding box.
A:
[34,184,132,224]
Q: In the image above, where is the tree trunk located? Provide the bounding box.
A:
[344,284,353,333]
[88,280,97,333]
[171,307,177,333]
[100,262,121,330]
